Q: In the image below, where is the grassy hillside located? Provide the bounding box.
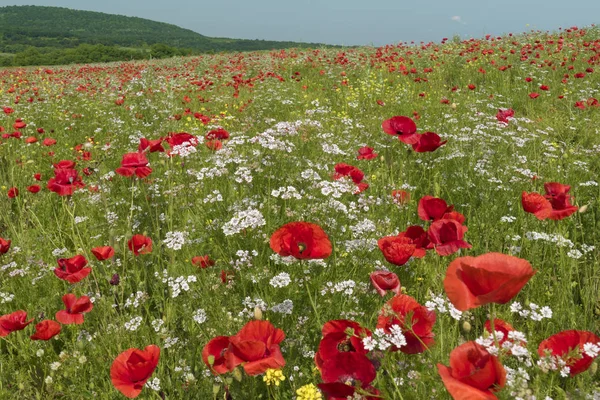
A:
[0,5,326,66]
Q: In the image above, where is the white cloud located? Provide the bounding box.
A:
[451,15,466,25]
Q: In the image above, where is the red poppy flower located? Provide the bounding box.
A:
[0,237,10,254]
[370,271,401,296]
[442,210,466,224]
[333,163,364,184]
[205,128,230,141]
[484,319,516,347]
[111,345,160,398]
[468,84,476,90]
[225,320,286,375]
[318,352,378,399]
[55,294,93,324]
[270,222,332,260]
[377,235,416,266]
[412,132,447,152]
[116,152,152,179]
[357,146,378,160]
[391,190,410,206]
[53,160,76,169]
[543,182,578,220]
[205,139,222,151]
[382,116,419,144]
[397,225,429,257]
[538,330,600,376]
[529,92,540,99]
[47,168,85,196]
[42,138,57,146]
[54,254,91,283]
[27,185,41,193]
[192,255,215,268]
[202,336,232,374]
[165,132,198,148]
[316,320,372,369]
[427,219,471,256]
[7,187,18,198]
[138,138,165,153]
[30,320,61,341]
[437,341,506,400]
[521,191,552,220]
[13,119,26,130]
[418,196,453,221]
[376,294,436,354]
[91,246,115,261]
[496,108,515,124]
[128,235,152,256]
[25,136,37,144]
[444,253,536,311]
[0,310,34,337]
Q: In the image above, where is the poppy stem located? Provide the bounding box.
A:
[305,285,322,328]
[489,304,502,362]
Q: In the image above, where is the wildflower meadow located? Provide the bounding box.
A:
[1,25,600,399]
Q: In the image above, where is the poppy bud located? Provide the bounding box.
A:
[212,384,220,396]
[207,355,215,366]
[462,321,472,333]
[253,306,263,320]
[590,362,598,376]
[232,368,243,382]
[109,273,120,286]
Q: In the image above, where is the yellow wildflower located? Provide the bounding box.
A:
[296,383,322,400]
[263,369,285,386]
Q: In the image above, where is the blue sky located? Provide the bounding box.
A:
[4,0,600,46]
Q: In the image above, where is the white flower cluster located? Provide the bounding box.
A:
[270,299,293,315]
[349,218,376,238]
[537,354,571,377]
[124,316,143,331]
[321,280,356,296]
[193,308,207,324]
[163,231,187,250]
[250,131,295,152]
[171,140,198,158]
[271,186,302,200]
[510,302,552,321]
[322,143,347,155]
[476,330,531,365]
[0,292,14,303]
[234,167,253,183]
[239,297,268,318]
[362,326,407,351]
[230,249,259,269]
[425,294,463,321]
[203,190,223,203]
[222,208,266,236]
[52,248,69,257]
[145,377,161,391]
[151,319,165,333]
[583,342,600,358]
[155,270,197,298]
[164,336,179,349]
[318,179,356,198]
[123,291,148,309]
[505,366,532,399]
[524,231,574,248]
[270,272,291,288]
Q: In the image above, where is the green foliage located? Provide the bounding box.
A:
[0,5,330,67]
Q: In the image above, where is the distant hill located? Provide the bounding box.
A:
[0,5,327,66]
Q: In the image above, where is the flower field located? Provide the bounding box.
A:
[1,25,600,399]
